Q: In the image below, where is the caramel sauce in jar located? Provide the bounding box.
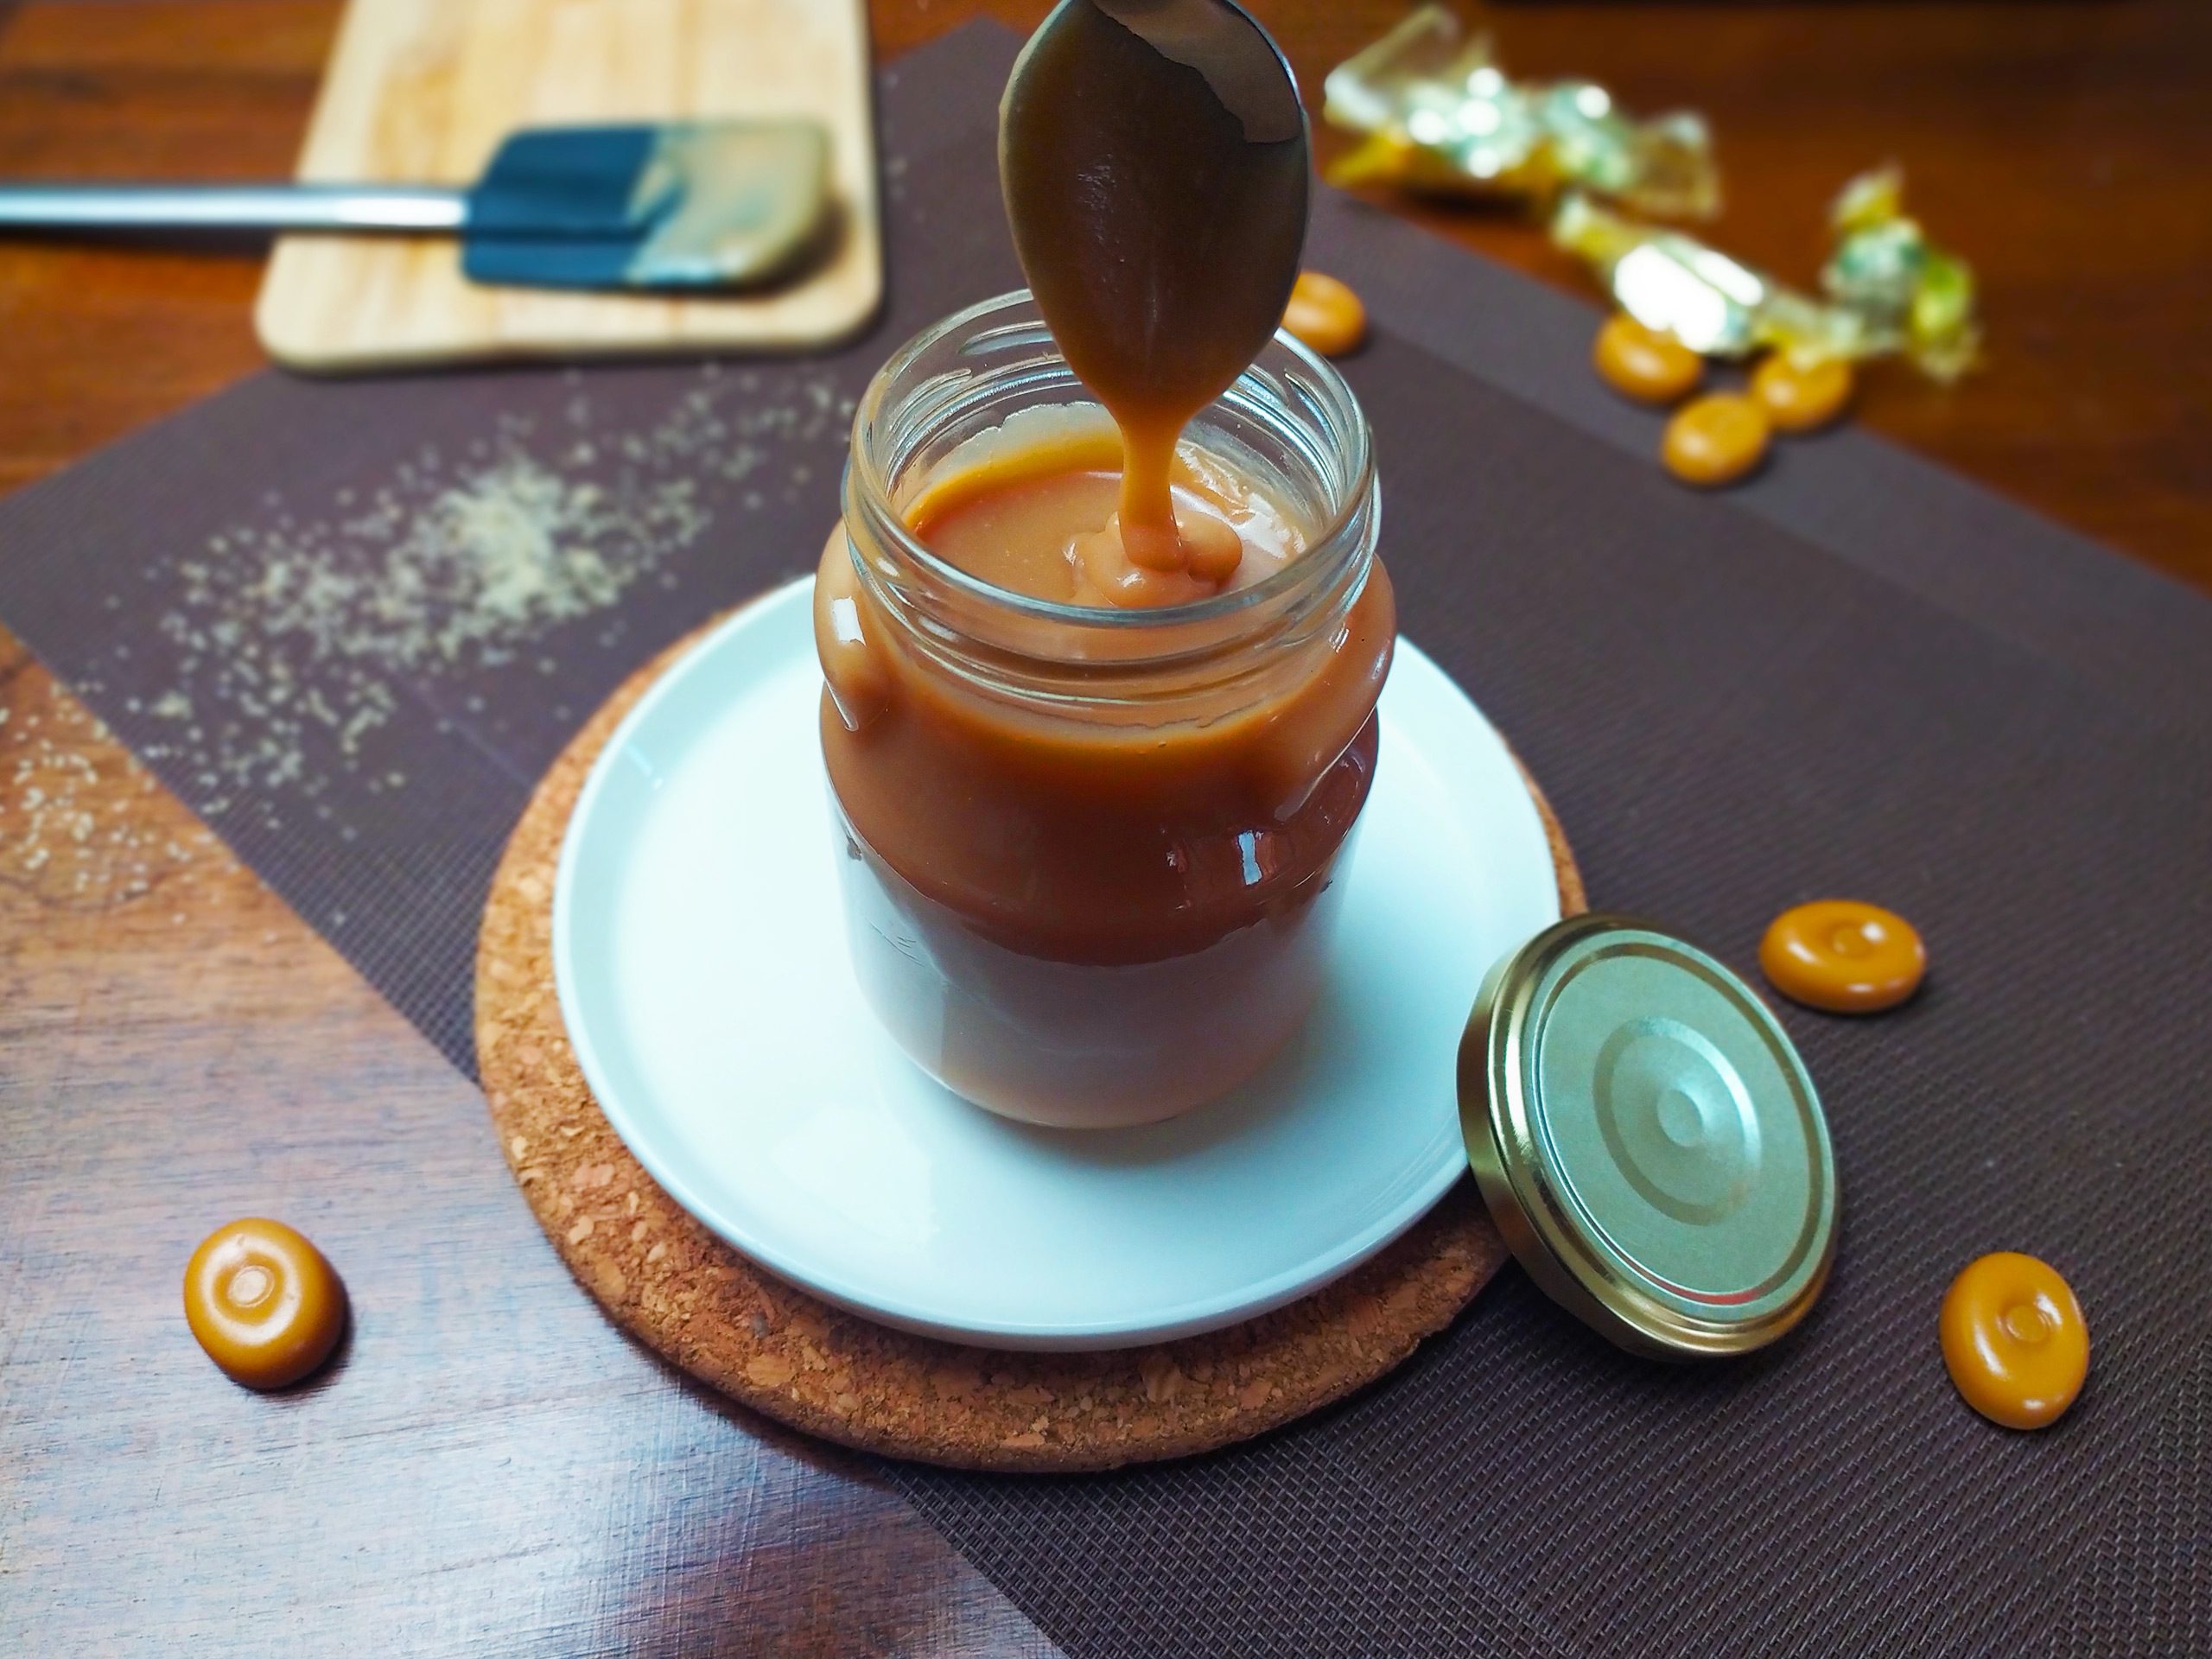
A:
[817,298,1390,1127]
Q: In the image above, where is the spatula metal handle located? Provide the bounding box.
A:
[0,184,468,233]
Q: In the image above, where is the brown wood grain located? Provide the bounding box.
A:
[2,1,2208,1652]
[0,665,1061,1654]
[258,0,883,368]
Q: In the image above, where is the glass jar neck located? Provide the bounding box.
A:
[838,289,1379,715]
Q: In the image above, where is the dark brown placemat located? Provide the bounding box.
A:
[476,613,1583,1472]
[0,22,2204,1658]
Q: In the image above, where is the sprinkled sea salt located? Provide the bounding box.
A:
[135,366,855,826]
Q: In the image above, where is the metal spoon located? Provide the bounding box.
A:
[1000,0,1309,569]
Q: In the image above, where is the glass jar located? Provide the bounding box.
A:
[815,291,1392,1128]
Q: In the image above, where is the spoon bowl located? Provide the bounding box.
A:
[999,0,1312,543]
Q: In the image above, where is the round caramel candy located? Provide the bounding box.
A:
[1759,899,1926,1014]
[1593,314,1703,405]
[1941,1253,2088,1429]
[1661,393,1770,487]
[183,1217,347,1390]
[1281,270,1366,358]
[1751,353,1855,433]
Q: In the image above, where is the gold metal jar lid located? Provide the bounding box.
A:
[1458,914,1838,1359]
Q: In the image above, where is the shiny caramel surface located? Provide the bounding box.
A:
[815,445,1394,965]
[182,1217,347,1390]
[902,432,1301,609]
[1941,1252,2088,1430]
[1000,0,1307,577]
[1594,314,1703,405]
[1760,899,1927,1014]
[1282,271,1367,359]
[1662,392,1770,486]
[1753,353,1855,432]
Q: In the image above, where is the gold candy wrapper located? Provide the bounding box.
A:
[1322,6,1718,220]
[1822,168,1980,381]
[1553,168,1980,380]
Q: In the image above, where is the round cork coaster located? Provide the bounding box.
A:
[477,617,1585,1472]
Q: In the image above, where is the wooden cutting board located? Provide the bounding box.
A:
[256,0,881,372]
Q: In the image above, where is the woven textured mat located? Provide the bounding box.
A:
[476,618,1585,1473]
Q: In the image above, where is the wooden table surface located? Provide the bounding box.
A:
[1,3,2206,1653]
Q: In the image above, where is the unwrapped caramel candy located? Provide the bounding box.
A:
[1595,315,1704,405]
[1282,271,1367,358]
[184,1217,348,1390]
[1942,1253,2088,1430]
[1753,353,1854,431]
[1662,393,1769,487]
[1760,899,1926,1013]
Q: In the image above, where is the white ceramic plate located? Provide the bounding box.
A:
[552,579,1561,1349]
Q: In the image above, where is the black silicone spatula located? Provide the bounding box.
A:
[0,120,834,292]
